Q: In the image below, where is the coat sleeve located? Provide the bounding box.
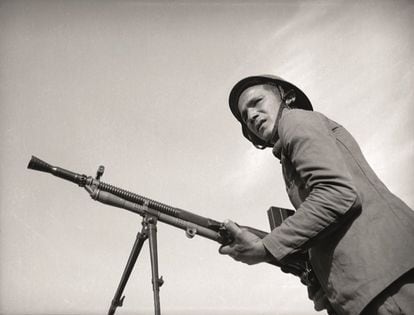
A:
[262,110,361,263]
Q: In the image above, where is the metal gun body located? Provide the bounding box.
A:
[27,155,266,245]
[27,155,314,315]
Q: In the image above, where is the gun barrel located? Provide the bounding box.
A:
[97,181,223,231]
[26,156,262,244]
[27,156,87,186]
[96,190,224,243]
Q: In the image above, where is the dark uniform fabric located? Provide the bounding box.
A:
[361,269,414,315]
[262,109,414,315]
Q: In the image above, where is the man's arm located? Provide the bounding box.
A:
[262,110,361,262]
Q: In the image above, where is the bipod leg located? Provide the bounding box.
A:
[147,216,163,315]
[108,220,148,315]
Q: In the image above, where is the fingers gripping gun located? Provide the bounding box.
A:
[27,156,312,315]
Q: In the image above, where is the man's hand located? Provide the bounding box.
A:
[307,278,336,314]
[218,220,271,265]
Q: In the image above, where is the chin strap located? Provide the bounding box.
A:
[266,85,295,147]
[266,101,290,147]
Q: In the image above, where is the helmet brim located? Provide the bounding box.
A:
[229,75,313,122]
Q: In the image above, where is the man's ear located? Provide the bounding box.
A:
[283,89,296,107]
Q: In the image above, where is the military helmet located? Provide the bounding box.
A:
[228,75,313,148]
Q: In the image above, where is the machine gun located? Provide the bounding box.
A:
[27,156,313,315]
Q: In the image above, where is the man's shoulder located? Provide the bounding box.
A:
[278,109,328,133]
[281,108,327,122]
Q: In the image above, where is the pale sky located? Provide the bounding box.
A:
[1,1,413,314]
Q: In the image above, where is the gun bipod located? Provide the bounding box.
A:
[108,214,163,315]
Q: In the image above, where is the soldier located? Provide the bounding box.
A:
[219,75,414,315]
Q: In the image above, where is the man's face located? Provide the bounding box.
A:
[237,84,282,143]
